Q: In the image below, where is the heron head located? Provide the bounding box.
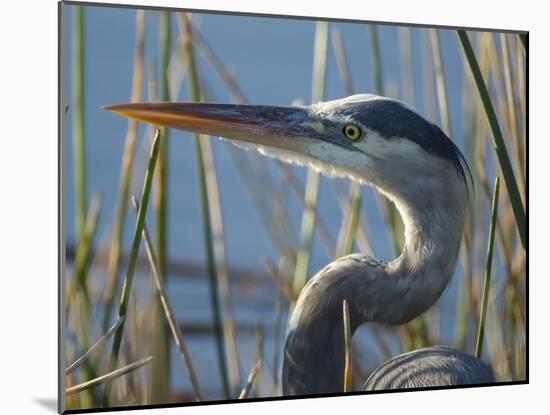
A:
[104,94,468,204]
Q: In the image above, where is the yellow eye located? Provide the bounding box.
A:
[343,124,362,141]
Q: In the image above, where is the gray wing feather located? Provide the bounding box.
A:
[363,345,495,390]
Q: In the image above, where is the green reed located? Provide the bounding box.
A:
[292,21,329,295]
[66,317,125,376]
[475,177,500,358]
[518,34,526,53]
[430,29,452,135]
[457,30,526,250]
[331,27,362,258]
[103,9,145,333]
[104,130,161,403]
[368,24,404,255]
[132,197,203,400]
[149,12,173,404]
[180,13,230,399]
[343,300,353,392]
[73,5,87,240]
[68,356,153,397]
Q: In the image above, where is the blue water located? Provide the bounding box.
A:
[62,4,474,397]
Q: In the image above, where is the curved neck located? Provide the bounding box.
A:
[282,173,467,395]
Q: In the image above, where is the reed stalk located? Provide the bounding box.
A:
[398,27,416,106]
[230,151,296,259]
[293,20,329,295]
[157,11,171,276]
[457,30,525,250]
[148,12,173,404]
[73,5,87,240]
[475,177,500,358]
[67,356,153,396]
[370,23,424,351]
[331,181,374,256]
[253,324,265,397]
[518,34,526,53]
[272,288,284,395]
[187,20,302,262]
[66,317,125,376]
[331,28,354,95]
[369,25,384,96]
[238,359,262,399]
[343,300,352,392]
[368,24,404,254]
[281,166,335,255]
[188,21,300,255]
[200,137,242,394]
[516,37,526,126]
[454,99,477,349]
[131,197,203,400]
[104,130,161,404]
[429,29,452,136]
[67,193,101,312]
[103,9,145,333]
[189,22,247,104]
[421,31,437,121]
[331,27,363,258]
[500,34,525,193]
[65,194,103,406]
[342,190,362,256]
[180,12,230,399]
[262,257,296,302]
[190,19,335,259]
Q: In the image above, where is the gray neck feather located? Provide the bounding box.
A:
[282,165,468,395]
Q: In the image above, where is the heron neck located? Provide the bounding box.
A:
[379,177,467,323]
[282,174,467,395]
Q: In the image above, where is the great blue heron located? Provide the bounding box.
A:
[105,94,495,396]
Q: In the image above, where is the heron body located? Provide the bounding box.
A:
[106,94,495,396]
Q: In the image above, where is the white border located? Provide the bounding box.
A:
[1,0,545,414]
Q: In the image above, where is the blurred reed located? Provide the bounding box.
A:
[66,316,125,376]
[238,359,262,399]
[457,30,526,249]
[331,27,363,259]
[73,5,87,240]
[186,19,309,264]
[67,356,153,397]
[178,16,242,395]
[102,10,146,334]
[343,300,353,392]
[179,12,231,399]
[430,29,452,135]
[398,27,416,106]
[368,24,404,255]
[67,193,101,313]
[253,324,265,396]
[104,129,161,403]
[131,197,203,400]
[150,11,172,404]
[65,193,103,407]
[475,177,500,358]
[292,21,329,295]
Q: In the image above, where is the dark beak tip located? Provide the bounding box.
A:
[102,104,124,112]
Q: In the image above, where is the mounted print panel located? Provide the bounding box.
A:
[59,1,527,412]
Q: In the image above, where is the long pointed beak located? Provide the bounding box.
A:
[103,102,320,152]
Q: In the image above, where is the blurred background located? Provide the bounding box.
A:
[61,3,526,410]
